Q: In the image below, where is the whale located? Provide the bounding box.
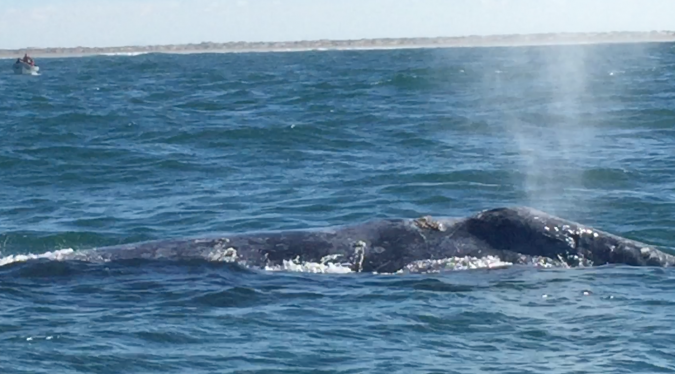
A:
[59,206,675,273]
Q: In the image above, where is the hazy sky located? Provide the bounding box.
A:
[1,0,674,49]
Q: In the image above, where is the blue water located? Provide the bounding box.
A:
[2,43,675,373]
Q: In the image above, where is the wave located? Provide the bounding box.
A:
[97,52,149,57]
[0,246,517,276]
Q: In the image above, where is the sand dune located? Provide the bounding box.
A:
[2,31,674,59]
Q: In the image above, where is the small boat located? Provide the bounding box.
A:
[12,60,40,75]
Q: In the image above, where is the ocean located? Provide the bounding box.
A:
[1,43,675,373]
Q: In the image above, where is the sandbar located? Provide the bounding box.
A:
[2,31,674,59]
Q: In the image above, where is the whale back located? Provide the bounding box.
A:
[461,207,675,266]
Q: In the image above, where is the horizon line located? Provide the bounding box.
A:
[2,30,675,57]
[4,30,675,50]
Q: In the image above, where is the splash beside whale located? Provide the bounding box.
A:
[53,206,674,273]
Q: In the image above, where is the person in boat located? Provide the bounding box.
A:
[21,53,35,66]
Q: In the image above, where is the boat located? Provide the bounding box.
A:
[12,60,40,75]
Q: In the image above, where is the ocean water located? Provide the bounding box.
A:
[1,43,675,373]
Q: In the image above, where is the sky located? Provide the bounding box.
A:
[1,0,674,49]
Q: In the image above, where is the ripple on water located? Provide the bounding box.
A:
[1,43,675,373]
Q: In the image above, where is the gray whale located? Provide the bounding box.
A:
[68,206,675,272]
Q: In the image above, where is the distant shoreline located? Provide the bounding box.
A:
[2,31,674,59]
